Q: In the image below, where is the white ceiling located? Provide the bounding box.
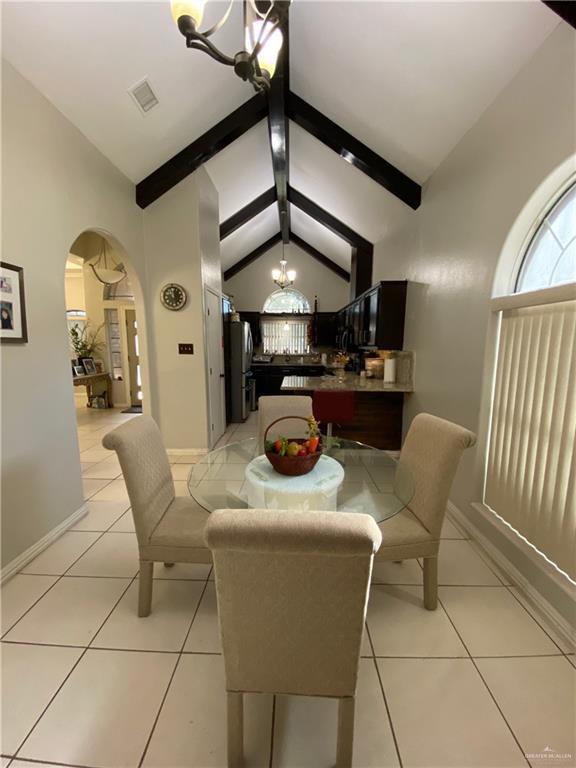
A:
[2,0,560,272]
[220,205,279,270]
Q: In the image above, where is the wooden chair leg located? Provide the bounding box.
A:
[163,562,175,568]
[138,561,154,617]
[336,696,355,768]
[423,556,438,610]
[227,691,244,768]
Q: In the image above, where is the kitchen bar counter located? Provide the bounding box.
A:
[281,372,413,393]
[280,369,413,450]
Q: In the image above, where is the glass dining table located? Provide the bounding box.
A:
[187,436,414,523]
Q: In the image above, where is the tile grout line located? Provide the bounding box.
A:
[268,694,277,768]
[504,583,571,656]
[365,622,404,768]
[1,524,116,640]
[137,568,213,768]
[436,593,532,767]
[11,574,138,762]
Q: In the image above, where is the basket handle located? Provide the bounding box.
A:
[264,415,310,444]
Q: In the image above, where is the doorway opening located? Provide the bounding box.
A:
[65,231,145,490]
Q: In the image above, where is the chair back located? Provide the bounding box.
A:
[257,395,312,452]
[396,413,476,537]
[205,508,381,698]
[313,391,355,425]
[102,416,175,545]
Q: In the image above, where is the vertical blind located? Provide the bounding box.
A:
[485,299,576,580]
[261,319,310,354]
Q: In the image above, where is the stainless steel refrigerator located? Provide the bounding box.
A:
[230,321,253,422]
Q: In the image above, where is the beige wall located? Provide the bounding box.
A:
[142,169,219,451]
[373,25,576,615]
[223,242,349,311]
[64,269,85,312]
[1,61,149,567]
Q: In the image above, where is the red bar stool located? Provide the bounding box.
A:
[313,391,356,438]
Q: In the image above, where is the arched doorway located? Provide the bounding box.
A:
[64,229,147,487]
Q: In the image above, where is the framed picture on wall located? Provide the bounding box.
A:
[0,262,28,344]
[82,358,97,375]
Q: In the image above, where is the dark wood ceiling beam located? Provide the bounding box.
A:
[289,232,350,282]
[287,92,421,210]
[223,232,282,281]
[136,93,268,209]
[266,2,291,242]
[542,1,576,28]
[220,187,277,240]
[287,185,372,251]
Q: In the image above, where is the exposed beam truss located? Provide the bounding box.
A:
[542,1,576,29]
[266,2,291,242]
[222,230,350,283]
[287,93,421,209]
[220,187,277,240]
[223,232,282,281]
[136,93,268,209]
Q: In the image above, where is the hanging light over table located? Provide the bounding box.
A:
[170,0,290,92]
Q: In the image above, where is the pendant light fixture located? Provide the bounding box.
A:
[272,243,296,289]
[170,0,290,92]
[89,239,127,286]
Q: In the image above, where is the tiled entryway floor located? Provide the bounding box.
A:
[1,405,575,767]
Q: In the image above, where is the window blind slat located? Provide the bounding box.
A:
[485,299,576,580]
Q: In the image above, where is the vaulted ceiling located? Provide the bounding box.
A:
[2,1,561,275]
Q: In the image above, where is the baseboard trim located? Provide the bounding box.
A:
[447,500,575,647]
[1,503,88,584]
[166,448,208,457]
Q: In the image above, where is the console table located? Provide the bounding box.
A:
[73,372,113,408]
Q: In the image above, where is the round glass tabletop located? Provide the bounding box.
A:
[188,436,414,525]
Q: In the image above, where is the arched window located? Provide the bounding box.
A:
[262,288,311,314]
[515,182,576,293]
[485,177,576,583]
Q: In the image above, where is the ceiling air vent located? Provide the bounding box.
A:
[129,79,159,114]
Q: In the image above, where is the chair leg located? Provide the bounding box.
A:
[336,696,355,768]
[138,561,154,617]
[163,562,175,568]
[423,556,438,610]
[227,691,244,768]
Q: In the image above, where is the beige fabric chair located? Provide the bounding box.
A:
[257,395,312,452]
[102,416,210,617]
[377,413,476,610]
[205,508,382,768]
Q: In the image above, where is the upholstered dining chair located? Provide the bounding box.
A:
[102,416,210,617]
[205,508,382,768]
[376,413,476,610]
[257,395,312,452]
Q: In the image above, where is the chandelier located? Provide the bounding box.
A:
[170,0,290,92]
[89,239,127,286]
[272,246,296,289]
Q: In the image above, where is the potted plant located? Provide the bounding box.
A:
[69,322,104,363]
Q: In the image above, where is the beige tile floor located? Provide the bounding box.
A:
[1,404,575,767]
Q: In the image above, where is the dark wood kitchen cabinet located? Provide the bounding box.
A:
[336,281,407,350]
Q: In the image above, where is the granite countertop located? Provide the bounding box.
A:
[281,372,413,393]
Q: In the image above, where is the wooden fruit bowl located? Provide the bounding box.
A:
[264,417,322,477]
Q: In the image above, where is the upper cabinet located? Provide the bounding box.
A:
[336,281,407,351]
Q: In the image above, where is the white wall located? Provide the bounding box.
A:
[223,242,349,311]
[143,168,219,451]
[1,61,148,567]
[373,25,576,617]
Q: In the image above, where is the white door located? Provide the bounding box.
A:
[205,289,226,447]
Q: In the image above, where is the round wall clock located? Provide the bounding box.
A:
[160,283,187,311]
